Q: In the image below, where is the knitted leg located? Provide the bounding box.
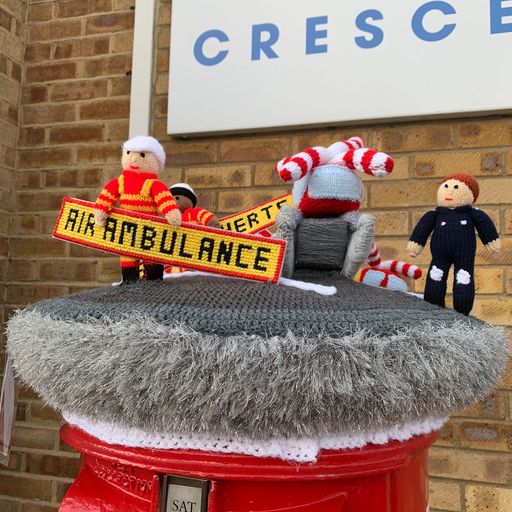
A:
[145,263,164,281]
[120,257,140,284]
[424,259,450,308]
[453,256,475,316]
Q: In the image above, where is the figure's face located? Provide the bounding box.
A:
[122,150,160,174]
[173,194,194,213]
[437,179,474,208]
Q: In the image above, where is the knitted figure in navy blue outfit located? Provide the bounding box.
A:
[407,173,501,315]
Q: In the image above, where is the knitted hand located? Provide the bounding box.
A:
[165,209,182,227]
[407,241,423,258]
[485,238,501,254]
[94,208,108,228]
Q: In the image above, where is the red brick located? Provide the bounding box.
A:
[16,170,41,189]
[80,98,130,120]
[54,36,110,59]
[0,474,52,501]
[0,7,12,32]
[19,148,72,169]
[77,144,122,164]
[26,61,76,82]
[28,19,82,43]
[44,168,103,188]
[105,121,129,141]
[156,48,169,72]
[110,75,131,96]
[219,189,289,213]
[26,453,80,478]
[24,43,52,62]
[40,260,97,281]
[9,214,40,235]
[157,3,171,25]
[153,95,167,118]
[221,138,289,162]
[20,127,45,146]
[156,25,170,49]
[162,141,217,166]
[27,3,54,22]
[57,0,112,18]
[23,103,75,125]
[6,283,68,304]
[11,61,21,81]
[7,259,37,281]
[184,165,252,189]
[50,124,104,144]
[10,237,66,259]
[80,53,131,78]
[51,79,108,102]
[458,121,512,148]
[0,498,18,512]
[85,11,134,34]
[16,190,69,212]
[111,30,133,53]
[12,425,57,450]
[373,125,454,152]
[21,85,48,104]
[21,504,59,512]
[29,402,62,424]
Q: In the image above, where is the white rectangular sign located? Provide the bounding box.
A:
[168,0,512,136]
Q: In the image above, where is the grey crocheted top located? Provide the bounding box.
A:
[6,272,508,443]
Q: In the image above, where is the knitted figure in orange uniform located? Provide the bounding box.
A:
[94,136,181,284]
[164,183,220,276]
[170,183,220,228]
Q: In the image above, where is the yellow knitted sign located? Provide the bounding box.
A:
[219,194,293,234]
[53,198,286,283]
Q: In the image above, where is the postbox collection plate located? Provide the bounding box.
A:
[161,475,209,512]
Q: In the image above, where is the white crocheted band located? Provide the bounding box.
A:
[63,412,446,463]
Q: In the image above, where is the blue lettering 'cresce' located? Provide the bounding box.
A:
[194,29,229,66]
[490,0,512,34]
[306,16,328,54]
[412,1,457,42]
[252,23,279,61]
[355,9,384,48]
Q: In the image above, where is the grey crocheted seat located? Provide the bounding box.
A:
[7,272,507,452]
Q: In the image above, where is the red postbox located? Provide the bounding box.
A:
[59,424,437,512]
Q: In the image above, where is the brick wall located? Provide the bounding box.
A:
[0,0,511,510]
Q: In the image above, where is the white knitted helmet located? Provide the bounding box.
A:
[123,136,166,172]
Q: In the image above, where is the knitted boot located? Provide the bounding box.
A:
[121,266,139,285]
[145,264,164,281]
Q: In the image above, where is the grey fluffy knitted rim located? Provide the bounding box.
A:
[7,310,508,441]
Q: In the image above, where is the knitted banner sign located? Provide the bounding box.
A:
[219,194,292,234]
[53,198,286,283]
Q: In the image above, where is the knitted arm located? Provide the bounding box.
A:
[151,181,180,216]
[196,208,216,226]
[95,178,120,213]
[409,211,437,247]
[471,208,499,245]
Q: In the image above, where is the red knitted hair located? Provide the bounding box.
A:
[441,173,479,202]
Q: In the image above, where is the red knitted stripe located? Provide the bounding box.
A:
[94,203,110,212]
[98,193,116,204]
[384,156,394,174]
[413,267,422,279]
[381,272,389,288]
[304,148,320,168]
[280,169,292,182]
[160,203,179,215]
[299,192,360,218]
[359,268,370,281]
[361,150,376,175]
[292,156,309,174]
[342,150,355,170]
[390,260,398,272]
[402,263,411,276]
[120,198,158,207]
